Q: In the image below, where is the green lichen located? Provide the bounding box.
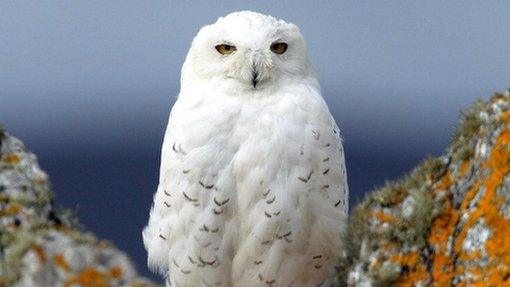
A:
[393,188,435,247]
[451,98,487,161]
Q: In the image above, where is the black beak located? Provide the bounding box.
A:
[252,70,258,88]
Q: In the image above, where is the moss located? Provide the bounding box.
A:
[373,262,401,287]
[343,205,371,260]
[393,188,435,248]
[369,182,405,207]
[0,125,5,152]
[452,98,486,146]
[451,98,487,162]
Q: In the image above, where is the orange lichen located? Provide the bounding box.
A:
[373,210,397,223]
[6,202,22,215]
[31,244,46,263]
[436,172,453,191]
[0,201,23,217]
[3,153,20,164]
[500,111,510,123]
[109,266,123,278]
[452,126,510,285]
[427,200,458,286]
[54,254,70,272]
[392,252,419,266]
[63,268,110,287]
[392,252,429,286]
[459,160,470,177]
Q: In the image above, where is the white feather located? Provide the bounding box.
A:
[143,11,348,287]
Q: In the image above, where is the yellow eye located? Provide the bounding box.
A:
[215,44,236,55]
[270,42,288,54]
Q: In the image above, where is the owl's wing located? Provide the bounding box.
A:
[143,101,240,286]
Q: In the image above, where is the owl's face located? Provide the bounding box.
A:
[182,11,313,92]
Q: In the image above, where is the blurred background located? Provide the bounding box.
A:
[1,0,509,282]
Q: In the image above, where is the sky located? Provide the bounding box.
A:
[1,0,509,282]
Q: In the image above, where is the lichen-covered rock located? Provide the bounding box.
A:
[336,90,510,286]
[0,127,160,287]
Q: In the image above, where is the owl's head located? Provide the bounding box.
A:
[181,11,314,93]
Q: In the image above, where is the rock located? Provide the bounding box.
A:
[0,126,160,286]
[335,90,510,286]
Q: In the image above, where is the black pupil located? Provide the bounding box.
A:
[224,45,230,50]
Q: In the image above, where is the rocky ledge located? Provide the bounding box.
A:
[335,90,510,286]
[0,127,159,286]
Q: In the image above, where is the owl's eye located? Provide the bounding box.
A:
[270,42,288,54]
[215,44,236,55]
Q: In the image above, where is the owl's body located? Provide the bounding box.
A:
[143,11,348,287]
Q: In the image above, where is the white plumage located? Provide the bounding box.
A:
[143,11,348,287]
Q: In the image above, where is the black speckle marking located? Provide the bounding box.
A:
[180,269,191,274]
[183,192,198,202]
[298,170,313,183]
[199,255,218,266]
[312,130,320,140]
[172,142,188,155]
[199,181,214,189]
[188,256,196,264]
[214,197,229,206]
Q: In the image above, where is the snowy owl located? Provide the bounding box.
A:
[143,11,348,287]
